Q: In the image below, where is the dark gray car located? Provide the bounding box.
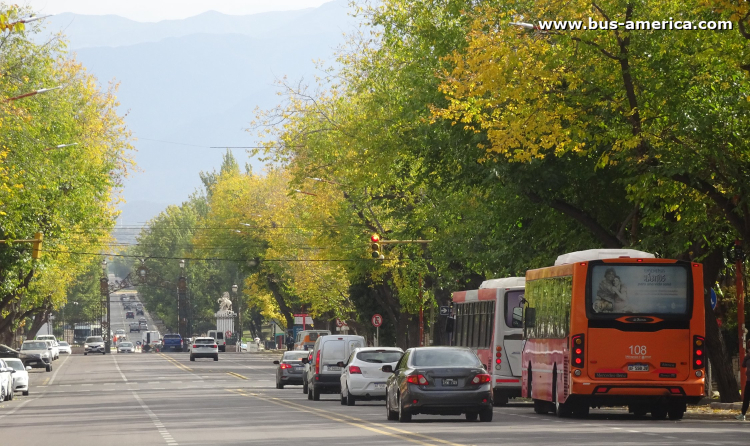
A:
[383,347,493,422]
[274,351,308,389]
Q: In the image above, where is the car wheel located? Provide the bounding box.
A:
[312,385,321,401]
[84,352,87,356]
[307,385,313,400]
[102,351,106,355]
[303,381,308,394]
[7,387,13,401]
[346,392,356,406]
[398,394,412,422]
[46,365,52,372]
[479,408,493,422]
[22,390,29,396]
[190,355,195,361]
[276,381,283,389]
[340,392,347,405]
[465,412,478,421]
[0,385,5,402]
[386,391,399,421]
[214,355,219,361]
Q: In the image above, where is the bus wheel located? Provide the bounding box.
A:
[493,390,509,406]
[533,399,549,414]
[668,403,686,420]
[651,405,668,420]
[573,405,589,418]
[629,405,648,418]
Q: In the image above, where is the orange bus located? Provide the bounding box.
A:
[519,249,705,419]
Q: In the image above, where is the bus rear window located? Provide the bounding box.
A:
[589,264,689,316]
[505,290,525,328]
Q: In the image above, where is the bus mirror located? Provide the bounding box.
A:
[512,307,524,327]
[525,308,536,327]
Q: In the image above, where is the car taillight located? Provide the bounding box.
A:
[406,374,428,385]
[571,334,584,368]
[349,365,362,374]
[280,363,292,369]
[192,345,197,349]
[693,335,705,369]
[471,374,491,385]
[315,350,321,374]
[212,345,218,349]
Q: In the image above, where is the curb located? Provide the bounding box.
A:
[710,402,742,410]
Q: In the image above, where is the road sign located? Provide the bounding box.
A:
[335,318,344,328]
[371,314,383,327]
[225,330,233,338]
[710,288,717,311]
[439,306,450,316]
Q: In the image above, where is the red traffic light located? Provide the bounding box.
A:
[371,234,380,243]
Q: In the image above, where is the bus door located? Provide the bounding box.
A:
[500,289,525,378]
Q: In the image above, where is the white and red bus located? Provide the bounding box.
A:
[452,276,525,405]
[520,249,706,419]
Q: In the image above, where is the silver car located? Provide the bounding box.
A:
[19,340,52,372]
[84,336,106,355]
[117,342,135,353]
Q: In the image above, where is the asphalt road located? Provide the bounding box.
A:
[1,352,749,445]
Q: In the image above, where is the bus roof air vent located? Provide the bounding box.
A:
[554,249,655,266]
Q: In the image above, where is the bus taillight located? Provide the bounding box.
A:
[571,334,584,368]
[693,335,705,369]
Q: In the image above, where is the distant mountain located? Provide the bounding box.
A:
[32,0,359,228]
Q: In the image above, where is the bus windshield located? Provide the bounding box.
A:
[588,264,690,316]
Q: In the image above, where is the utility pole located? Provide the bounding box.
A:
[735,240,747,381]
[419,274,424,347]
[100,260,111,353]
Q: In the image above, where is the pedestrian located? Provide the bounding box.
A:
[738,341,750,421]
[286,333,294,351]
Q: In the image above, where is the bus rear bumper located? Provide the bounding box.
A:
[571,380,704,406]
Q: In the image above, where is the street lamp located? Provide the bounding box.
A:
[100,259,111,353]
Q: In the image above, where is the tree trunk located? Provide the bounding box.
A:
[26,311,48,341]
[701,247,741,402]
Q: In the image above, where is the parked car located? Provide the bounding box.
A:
[136,308,144,316]
[339,347,403,406]
[4,358,30,396]
[383,347,493,423]
[302,350,314,394]
[303,334,365,401]
[189,337,218,361]
[0,359,14,401]
[274,351,308,389]
[0,343,20,359]
[42,340,59,361]
[129,322,141,333]
[57,341,72,355]
[37,336,60,360]
[84,336,106,355]
[19,340,52,372]
[126,311,135,319]
[117,342,135,353]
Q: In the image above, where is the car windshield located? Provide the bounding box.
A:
[5,359,24,370]
[195,338,214,344]
[120,343,133,347]
[86,337,103,343]
[411,349,482,367]
[356,350,403,363]
[21,342,47,350]
[283,351,308,361]
[59,342,69,346]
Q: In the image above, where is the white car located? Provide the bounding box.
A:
[57,341,72,355]
[189,337,219,361]
[339,347,403,406]
[84,336,106,355]
[4,358,30,396]
[117,342,135,353]
[0,359,15,401]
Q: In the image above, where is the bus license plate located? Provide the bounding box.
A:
[628,364,649,372]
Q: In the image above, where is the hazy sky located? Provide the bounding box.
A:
[24,0,332,22]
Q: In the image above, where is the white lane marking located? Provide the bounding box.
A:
[47,354,71,385]
[132,392,178,445]
[112,354,128,382]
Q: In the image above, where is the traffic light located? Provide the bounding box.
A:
[370,234,383,259]
[31,232,43,260]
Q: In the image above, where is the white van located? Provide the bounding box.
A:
[304,334,365,401]
[207,330,227,352]
[141,330,161,351]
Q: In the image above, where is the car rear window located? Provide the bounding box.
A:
[216,332,224,339]
[163,335,181,339]
[356,350,402,363]
[321,340,346,363]
[196,339,214,344]
[412,349,482,367]
[283,351,308,361]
